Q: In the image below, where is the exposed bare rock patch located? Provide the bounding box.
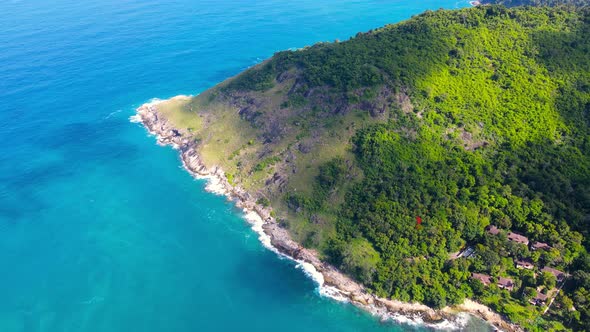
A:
[395,88,414,114]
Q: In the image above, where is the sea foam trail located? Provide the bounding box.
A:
[132,98,512,332]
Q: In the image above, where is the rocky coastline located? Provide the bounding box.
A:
[134,98,522,332]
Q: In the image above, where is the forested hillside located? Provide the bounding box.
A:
[159,6,590,330]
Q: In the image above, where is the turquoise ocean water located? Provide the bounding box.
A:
[0,1,493,331]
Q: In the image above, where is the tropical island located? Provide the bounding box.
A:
[136,3,589,331]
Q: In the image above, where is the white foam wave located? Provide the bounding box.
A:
[296,261,324,285]
[203,176,228,196]
[242,209,275,251]
[129,114,142,123]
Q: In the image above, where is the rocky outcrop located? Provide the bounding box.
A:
[135,100,522,332]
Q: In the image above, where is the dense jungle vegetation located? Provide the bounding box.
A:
[484,0,590,7]
[184,5,590,330]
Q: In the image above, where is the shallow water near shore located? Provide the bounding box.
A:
[0,0,492,331]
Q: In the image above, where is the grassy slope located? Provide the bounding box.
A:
[158,5,589,330]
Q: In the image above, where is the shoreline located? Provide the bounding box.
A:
[132,97,522,332]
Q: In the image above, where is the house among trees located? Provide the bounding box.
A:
[449,246,475,260]
[516,259,534,270]
[462,246,475,258]
[507,232,529,245]
[471,273,492,286]
[542,267,567,282]
[532,241,551,251]
[486,226,532,246]
[530,292,548,306]
[486,225,500,235]
[498,277,515,291]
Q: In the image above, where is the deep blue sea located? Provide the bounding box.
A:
[0,1,493,331]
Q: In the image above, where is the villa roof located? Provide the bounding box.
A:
[487,225,500,235]
[498,277,514,289]
[532,241,551,250]
[542,267,566,280]
[530,292,549,306]
[471,273,492,286]
[516,259,534,269]
[507,232,529,245]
